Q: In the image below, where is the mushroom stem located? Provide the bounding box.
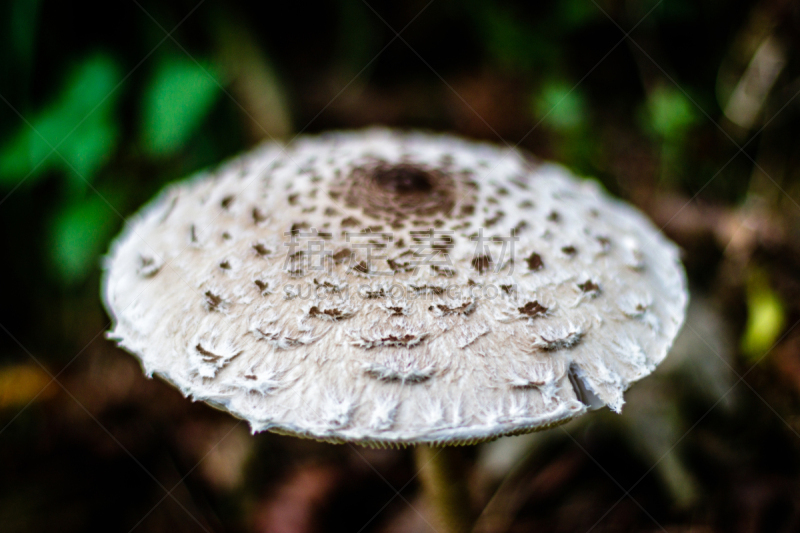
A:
[415,444,473,533]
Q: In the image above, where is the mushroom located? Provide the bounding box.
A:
[102,129,687,531]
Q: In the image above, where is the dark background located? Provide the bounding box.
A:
[2,0,800,531]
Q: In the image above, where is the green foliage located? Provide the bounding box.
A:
[741,267,786,360]
[48,194,119,285]
[0,46,225,287]
[467,0,600,73]
[643,85,698,141]
[639,85,700,186]
[531,79,596,175]
[0,53,122,191]
[468,2,551,72]
[532,79,587,132]
[140,56,221,157]
[554,0,600,29]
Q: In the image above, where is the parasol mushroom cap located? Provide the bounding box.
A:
[102,129,687,446]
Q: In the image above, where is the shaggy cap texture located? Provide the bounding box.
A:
[103,129,687,446]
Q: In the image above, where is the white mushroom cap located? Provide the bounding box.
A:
[103,129,687,446]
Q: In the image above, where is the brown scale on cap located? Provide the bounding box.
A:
[526,252,544,271]
[578,280,601,295]
[519,301,548,318]
[308,305,353,321]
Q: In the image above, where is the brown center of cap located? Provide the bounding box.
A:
[330,161,468,224]
[372,164,434,194]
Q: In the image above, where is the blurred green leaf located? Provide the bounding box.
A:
[141,56,221,157]
[741,268,786,360]
[0,53,121,189]
[555,0,599,29]
[48,195,118,284]
[60,113,119,180]
[533,80,587,132]
[469,2,551,72]
[645,85,697,140]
